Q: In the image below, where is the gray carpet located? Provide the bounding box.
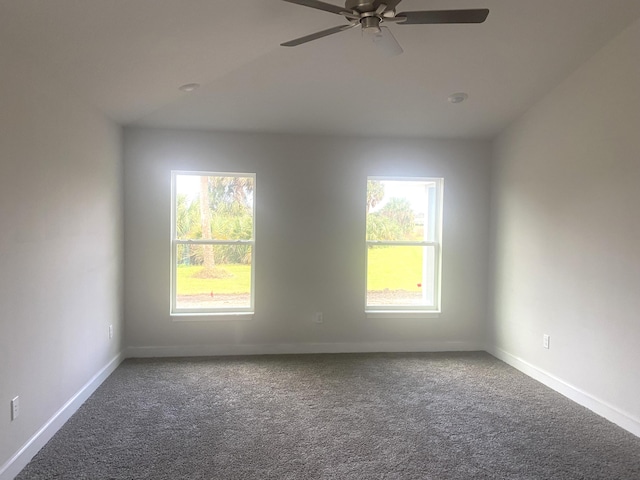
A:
[17,352,640,479]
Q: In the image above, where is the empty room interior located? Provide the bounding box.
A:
[1,0,640,478]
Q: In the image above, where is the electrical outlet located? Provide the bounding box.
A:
[543,334,550,349]
[11,396,19,421]
[109,325,113,339]
[313,312,324,324]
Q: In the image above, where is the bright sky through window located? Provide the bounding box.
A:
[369,180,428,216]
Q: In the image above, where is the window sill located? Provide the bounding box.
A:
[366,311,440,319]
[171,312,254,322]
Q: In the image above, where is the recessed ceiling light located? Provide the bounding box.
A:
[448,92,468,104]
[179,83,200,93]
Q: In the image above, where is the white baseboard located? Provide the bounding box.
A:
[0,353,124,480]
[126,341,483,358]
[488,346,640,438]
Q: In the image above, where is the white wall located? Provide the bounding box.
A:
[123,129,491,356]
[490,18,640,433]
[0,46,123,477]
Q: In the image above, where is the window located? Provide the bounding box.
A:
[366,177,443,313]
[171,171,255,315]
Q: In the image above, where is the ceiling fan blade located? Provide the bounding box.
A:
[396,9,489,25]
[281,0,347,16]
[371,26,403,57]
[281,23,357,46]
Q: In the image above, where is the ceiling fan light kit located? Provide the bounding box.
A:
[361,15,382,34]
[280,0,489,55]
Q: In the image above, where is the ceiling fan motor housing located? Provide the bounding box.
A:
[345,0,379,13]
[345,0,386,32]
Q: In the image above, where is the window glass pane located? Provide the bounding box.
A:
[175,174,254,241]
[175,245,252,309]
[366,245,436,307]
[366,179,433,242]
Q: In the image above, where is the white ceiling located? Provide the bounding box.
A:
[1,0,639,139]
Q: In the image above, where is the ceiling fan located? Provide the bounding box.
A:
[280,0,489,56]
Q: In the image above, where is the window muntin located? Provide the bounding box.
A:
[366,177,443,312]
[171,172,255,314]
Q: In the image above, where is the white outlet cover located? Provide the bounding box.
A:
[11,396,19,420]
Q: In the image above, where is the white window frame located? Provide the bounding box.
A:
[170,171,256,317]
[365,176,443,316]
